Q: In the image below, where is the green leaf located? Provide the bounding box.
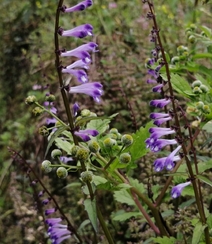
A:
[169,74,194,98]
[84,199,98,232]
[202,121,212,133]
[92,175,108,185]
[197,175,212,187]
[55,137,72,154]
[45,126,68,157]
[192,53,212,60]
[151,236,176,244]
[112,211,142,222]
[192,222,206,244]
[179,198,196,209]
[129,178,145,193]
[198,160,212,173]
[207,215,212,229]
[114,189,135,206]
[128,122,153,162]
[87,118,111,135]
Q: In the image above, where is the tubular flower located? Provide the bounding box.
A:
[150,98,171,108]
[164,145,182,170]
[61,50,91,64]
[69,82,103,102]
[61,0,93,13]
[152,84,164,93]
[171,181,191,199]
[62,68,88,83]
[74,129,99,141]
[65,60,90,70]
[149,139,178,152]
[154,155,180,172]
[58,24,93,38]
[46,218,71,244]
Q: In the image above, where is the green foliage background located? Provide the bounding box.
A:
[0,0,212,243]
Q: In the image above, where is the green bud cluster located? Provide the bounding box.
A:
[88,141,100,153]
[121,134,133,147]
[39,126,49,136]
[81,171,93,182]
[103,138,117,148]
[76,148,89,162]
[192,80,209,94]
[177,45,188,56]
[51,149,62,159]
[195,101,211,114]
[45,94,56,102]
[119,153,131,164]
[171,56,180,65]
[41,160,52,173]
[32,106,43,116]
[25,95,37,105]
[56,167,68,179]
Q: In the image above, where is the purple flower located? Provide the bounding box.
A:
[153,116,172,126]
[61,50,91,64]
[62,68,88,83]
[58,24,93,38]
[69,82,103,102]
[149,127,175,140]
[154,155,180,172]
[45,208,57,216]
[73,102,80,116]
[60,156,73,163]
[152,84,164,93]
[165,145,182,170]
[61,0,93,12]
[150,98,171,108]
[65,60,90,70]
[75,129,99,141]
[150,139,178,152]
[46,218,71,244]
[150,112,170,119]
[46,118,57,125]
[171,181,191,199]
[147,78,157,84]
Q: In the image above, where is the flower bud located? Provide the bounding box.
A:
[81,171,93,182]
[89,112,97,117]
[32,106,43,116]
[88,141,100,153]
[75,116,85,126]
[103,138,117,148]
[51,149,62,159]
[177,45,188,55]
[171,56,180,64]
[192,80,202,88]
[202,105,211,114]
[193,87,202,94]
[46,94,56,102]
[121,134,133,147]
[39,126,49,136]
[196,101,204,109]
[119,153,131,164]
[41,160,52,173]
[199,84,209,93]
[188,35,196,43]
[81,109,91,117]
[71,145,80,157]
[76,148,89,162]
[109,128,119,135]
[191,120,200,128]
[56,167,68,179]
[25,95,37,105]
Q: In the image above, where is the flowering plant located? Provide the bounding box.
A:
[8,0,212,243]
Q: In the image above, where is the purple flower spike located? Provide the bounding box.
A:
[151,139,178,152]
[165,145,182,170]
[45,217,62,226]
[75,129,99,141]
[150,98,171,108]
[69,82,103,102]
[152,84,164,93]
[171,181,191,199]
[61,0,93,12]
[62,68,88,83]
[58,24,93,38]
